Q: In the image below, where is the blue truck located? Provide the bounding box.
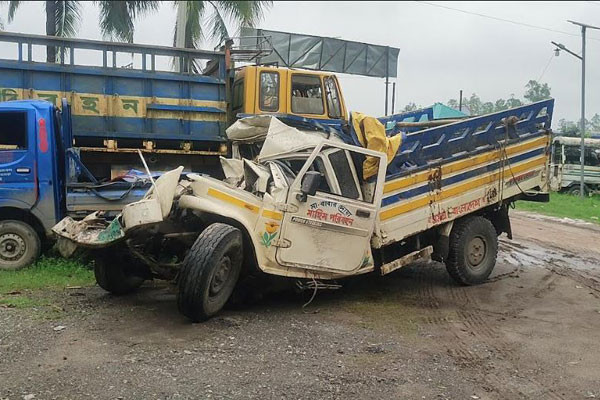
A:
[0,31,229,270]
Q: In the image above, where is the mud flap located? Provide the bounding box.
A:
[490,205,512,240]
[432,221,453,262]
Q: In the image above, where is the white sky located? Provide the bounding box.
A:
[1,1,599,123]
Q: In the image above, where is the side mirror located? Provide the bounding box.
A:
[297,171,321,202]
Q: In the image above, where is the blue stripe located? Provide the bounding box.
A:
[381,147,545,207]
[72,116,225,142]
[0,62,226,101]
[0,60,225,84]
[146,104,224,113]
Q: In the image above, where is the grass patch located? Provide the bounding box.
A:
[0,257,94,317]
[0,295,49,309]
[0,256,94,293]
[515,192,600,224]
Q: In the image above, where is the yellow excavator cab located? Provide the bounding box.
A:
[232,65,348,122]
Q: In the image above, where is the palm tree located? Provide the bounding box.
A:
[5,1,158,62]
[96,1,159,43]
[173,0,271,72]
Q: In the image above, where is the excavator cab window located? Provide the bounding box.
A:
[291,75,324,115]
[232,80,244,113]
[259,71,279,112]
[324,76,342,119]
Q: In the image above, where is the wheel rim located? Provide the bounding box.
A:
[209,256,232,297]
[0,233,26,263]
[467,236,486,268]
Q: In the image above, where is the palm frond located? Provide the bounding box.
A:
[211,1,271,32]
[54,0,81,37]
[172,1,206,72]
[95,0,159,43]
[173,1,204,48]
[185,0,205,48]
[7,0,21,23]
[204,0,271,43]
[171,0,270,72]
[206,4,229,44]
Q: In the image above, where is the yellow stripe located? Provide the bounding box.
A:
[0,87,227,122]
[380,156,547,221]
[207,188,260,214]
[262,209,283,220]
[383,136,549,194]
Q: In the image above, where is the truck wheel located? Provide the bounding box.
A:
[177,223,243,322]
[445,216,498,285]
[94,250,146,295]
[568,185,587,196]
[0,220,41,271]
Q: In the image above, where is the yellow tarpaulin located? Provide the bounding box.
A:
[351,112,402,179]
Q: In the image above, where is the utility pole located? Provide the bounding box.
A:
[579,22,587,199]
[552,20,600,198]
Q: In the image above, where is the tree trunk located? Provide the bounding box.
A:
[46,0,56,62]
[175,3,189,73]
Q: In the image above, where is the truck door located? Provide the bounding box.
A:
[0,109,37,208]
[276,143,386,273]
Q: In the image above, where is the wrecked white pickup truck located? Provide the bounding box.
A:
[53,101,554,322]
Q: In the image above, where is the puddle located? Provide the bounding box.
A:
[500,239,600,273]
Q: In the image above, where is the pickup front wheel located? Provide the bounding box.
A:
[177,223,243,322]
[445,216,498,285]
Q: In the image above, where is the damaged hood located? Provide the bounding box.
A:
[227,115,344,161]
[52,167,185,248]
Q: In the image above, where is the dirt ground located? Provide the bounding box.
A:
[1,211,600,400]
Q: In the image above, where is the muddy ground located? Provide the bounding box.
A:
[1,211,600,400]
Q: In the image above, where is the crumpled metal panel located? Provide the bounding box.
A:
[240,28,400,78]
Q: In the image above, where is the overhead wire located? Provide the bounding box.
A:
[537,53,555,82]
[416,1,600,42]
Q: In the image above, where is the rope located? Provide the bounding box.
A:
[301,277,320,314]
[499,117,544,198]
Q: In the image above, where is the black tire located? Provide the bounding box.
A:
[177,223,243,322]
[94,249,146,295]
[567,185,587,196]
[445,216,498,285]
[0,220,41,270]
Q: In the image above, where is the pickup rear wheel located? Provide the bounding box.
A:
[177,223,243,322]
[445,216,498,285]
[94,250,146,295]
[0,220,41,271]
